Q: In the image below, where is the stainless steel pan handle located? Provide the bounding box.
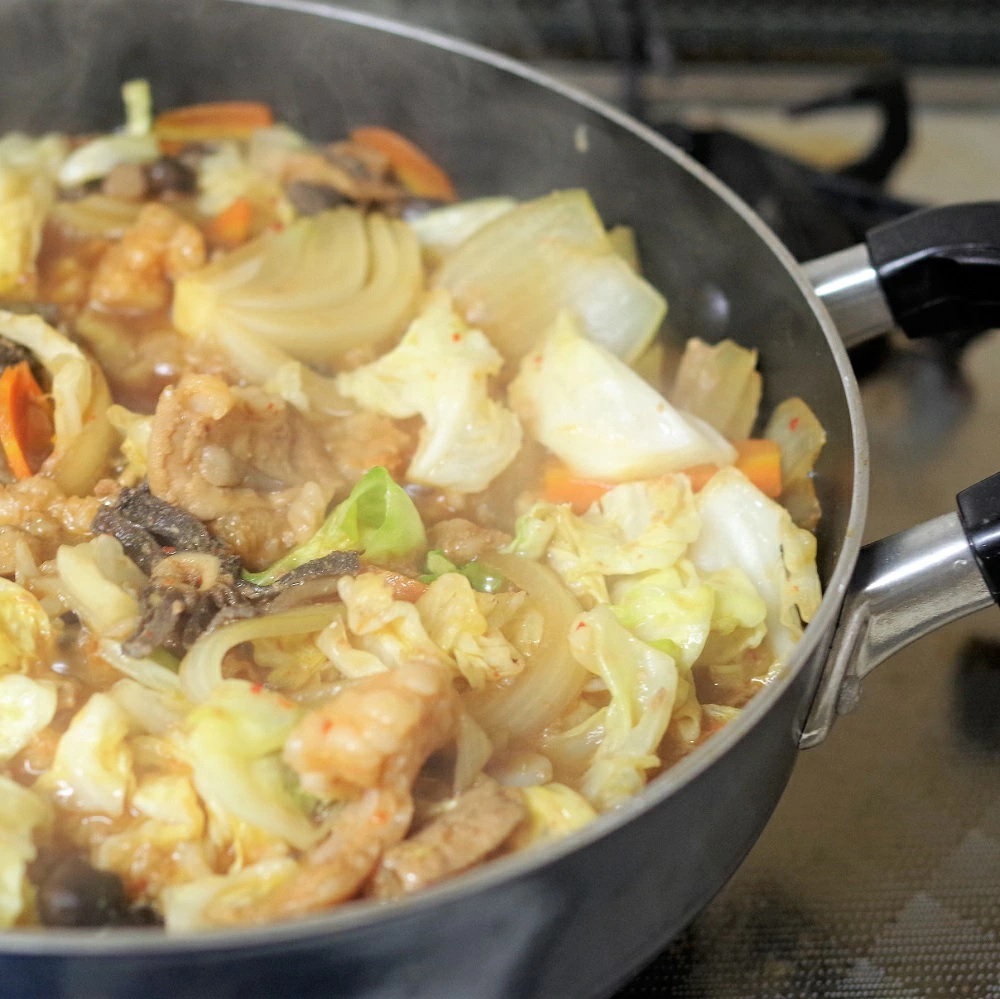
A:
[800,202,1000,746]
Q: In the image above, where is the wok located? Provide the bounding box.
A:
[2,2,999,997]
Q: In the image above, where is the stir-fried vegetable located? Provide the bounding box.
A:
[0,93,828,933]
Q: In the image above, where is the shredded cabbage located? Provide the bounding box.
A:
[510,476,700,606]
[336,291,522,493]
[196,140,292,221]
[107,404,152,487]
[416,573,523,688]
[246,466,426,585]
[509,313,736,481]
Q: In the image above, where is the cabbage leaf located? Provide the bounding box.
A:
[435,189,665,363]
[175,680,321,851]
[565,605,678,810]
[689,467,822,666]
[416,572,523,688]
[509,313,736,481]
[509,476,700,606]
[336,291,522,493]
[508,782,597,849]
[246,466,426,585]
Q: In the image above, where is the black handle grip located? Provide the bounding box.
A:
[866,202,1000,339]
[958,471,1000,604]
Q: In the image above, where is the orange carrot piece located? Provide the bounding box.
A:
[206,197,254,248]
[733,438,783,498]
[349,126,457,202]
[542,463,614,514]
[0,362,53,480]
[682,439,783,498]
[154,101,274,143]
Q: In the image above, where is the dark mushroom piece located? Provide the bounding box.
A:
[36,856,162,929]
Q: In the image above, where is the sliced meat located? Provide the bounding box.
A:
[427,518,510,565]
[285,658,457,801]
[147,373,343,569]
[369,777,525,900]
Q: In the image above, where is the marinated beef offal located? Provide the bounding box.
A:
[0,80,825,932]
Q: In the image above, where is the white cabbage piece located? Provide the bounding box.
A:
[0,133,67,293]
[565,605,679,810]
[161,857,298,931]
[508,782,597,849]
[689,467,822,666]
[332,573,443,673]
[509,312,736,481]
[56,535,146,640]
[175,680,321,851]
[0,311,116,494]
[416,572,523,688]
[510,476,700,606]
[121,78,152,136]
[37,693,133,816]
[0,775,52,927]
[610,560,767,671]
[336,291,522,493]
[0,576,52,675]
[0,674,57,761]
[434,189,666,363]
[408,196,517,266]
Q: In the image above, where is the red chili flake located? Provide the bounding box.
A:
[789,417,800,431]
[250,683,264,694]
[320,718,333,735]
[162,545,176,555]
[575,621,587,631]
[451,332,461,343]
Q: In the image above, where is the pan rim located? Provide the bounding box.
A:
[1,0,870,955]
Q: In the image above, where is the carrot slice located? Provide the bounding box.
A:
[0,362,54,480]
[206,197,254,248]
[154,101,274,143]
[682,439,783,498]
[349,126,457,202]
[542,463,614,514]
[733,438,783,498]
